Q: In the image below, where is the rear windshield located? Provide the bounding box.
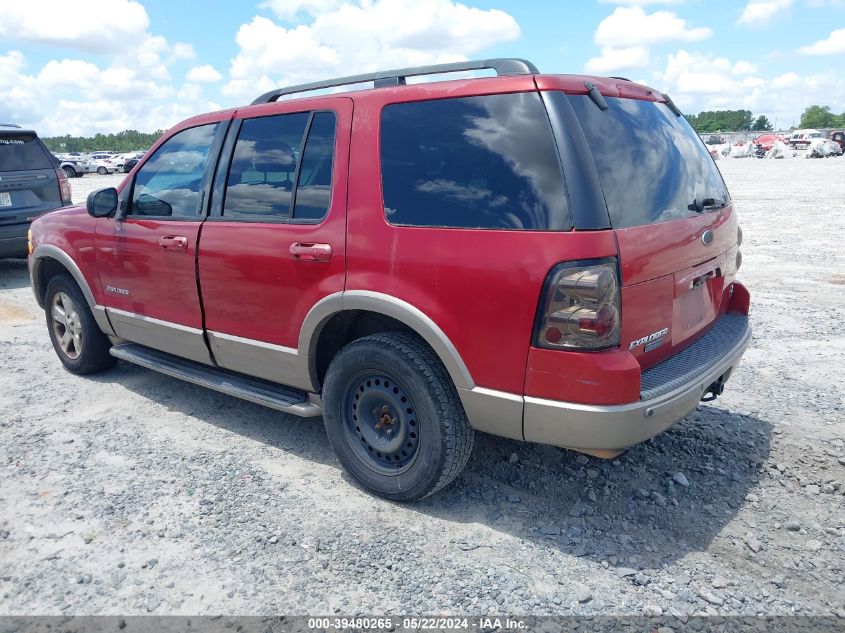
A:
[569,95,729,230]
[0,133,53,171]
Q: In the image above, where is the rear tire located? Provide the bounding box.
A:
[97,166,107,175]
[322,332,474,501]
[44,274,116,375]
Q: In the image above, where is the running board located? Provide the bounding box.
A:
[110,343,322,417]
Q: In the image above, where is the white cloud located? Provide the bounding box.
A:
[586,7,710,77]
[261,0,344,20]
[223,0,520,103]
[598,0,683,4]
[0,0,150,54]
[737,0,794,25]
[653,49,845,128]
[798,28,845,54]
[585,46,650,74]
[732,60,757,75]
[594,7,712,47]
[187,65,223,83]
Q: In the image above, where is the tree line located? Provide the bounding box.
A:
[686,105,845,133]
[41,129,164,153]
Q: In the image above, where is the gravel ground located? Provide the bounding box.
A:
[0,160,843,617]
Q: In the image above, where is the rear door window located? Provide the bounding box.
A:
[380,92,570,231]
[0,134,53,171]
[567,94,729,229]
[223,110,337,222]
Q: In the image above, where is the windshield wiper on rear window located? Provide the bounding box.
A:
[688,197,728,213]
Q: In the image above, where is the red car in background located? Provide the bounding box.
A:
[752,133,786,152]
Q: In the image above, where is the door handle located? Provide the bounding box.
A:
[289,242,332,262]
[159,235,188,251]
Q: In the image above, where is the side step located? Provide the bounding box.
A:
[110,343,322,418]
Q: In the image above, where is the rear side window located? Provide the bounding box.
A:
[0,134,53,171]
[223,111,337,222]
[568,95,729,230]
[380,93,570,231]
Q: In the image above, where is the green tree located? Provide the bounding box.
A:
[799,105,838,129]
[42,129,165,153]
[686,109,754,132]
[752,115,773,131]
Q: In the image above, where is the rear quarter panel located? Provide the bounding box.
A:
[345,81,617,394]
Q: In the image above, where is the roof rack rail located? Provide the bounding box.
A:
[609,76,631,82]
[0,123,22,128]
[251,58,539,105]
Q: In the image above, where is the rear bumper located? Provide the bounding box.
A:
[523,315,751,452]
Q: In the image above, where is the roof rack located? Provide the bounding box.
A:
[0,123,22,128]
[251,58,539,105]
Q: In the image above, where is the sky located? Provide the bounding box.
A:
[0,0,843,136]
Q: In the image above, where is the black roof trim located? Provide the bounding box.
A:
[251,58,539,105]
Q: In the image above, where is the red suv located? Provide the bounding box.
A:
[28,59,750,501]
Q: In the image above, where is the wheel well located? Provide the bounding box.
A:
[313,310,419,388]
[35,257,71,306]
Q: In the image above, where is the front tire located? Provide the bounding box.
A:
[322,332,474,501]
[44,274,116,375]
[62,166,77,179]
[97,166,108,175]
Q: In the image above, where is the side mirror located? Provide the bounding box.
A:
[86,187,118,218]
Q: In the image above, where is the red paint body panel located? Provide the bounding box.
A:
[30,206,102,301]
[198,98,352,346]
[94,217,203,327]
[525,346,641,405]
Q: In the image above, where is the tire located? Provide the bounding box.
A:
[322,331,474,501]
[116,165,125,173]
[44,274,116,375]
[62,166,77,179]
[97,166,107,175]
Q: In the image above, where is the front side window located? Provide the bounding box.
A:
[380,93,570,231]
[223,111,337,221]
[130,123,218,218]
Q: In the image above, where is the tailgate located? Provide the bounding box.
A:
[0,169,63,220]
[567,91,740,369]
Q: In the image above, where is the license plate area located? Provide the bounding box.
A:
[0,192,11,207]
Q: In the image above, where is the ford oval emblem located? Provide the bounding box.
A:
[701,229,714,246]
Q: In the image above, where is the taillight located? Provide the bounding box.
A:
[55,168,72,205]
[535,259,621,351]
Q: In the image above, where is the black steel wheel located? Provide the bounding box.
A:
[342,371,421,476]
[322,331,474,501]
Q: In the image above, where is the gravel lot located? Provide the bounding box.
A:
[0,161,843,618]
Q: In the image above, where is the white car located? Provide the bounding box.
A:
[788,129,823,149]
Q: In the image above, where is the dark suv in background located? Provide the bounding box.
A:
[0,124,72,258]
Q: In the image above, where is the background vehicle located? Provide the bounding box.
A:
[829,131,845,152]
[752,133,786,152]
[1,124,72,257]
[54,155,96,178]
[788,129,823,149]
[28,59,750,500]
